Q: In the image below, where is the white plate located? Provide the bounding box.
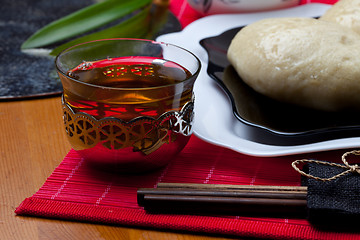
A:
[157,3,360,157]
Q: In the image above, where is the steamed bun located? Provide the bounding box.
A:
[320,0,360,35]
[227,17,360,112]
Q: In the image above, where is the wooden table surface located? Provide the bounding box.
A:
[0,96,238,240]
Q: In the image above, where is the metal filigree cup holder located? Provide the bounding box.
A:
[62,97,194,171]
[55,39,201,172]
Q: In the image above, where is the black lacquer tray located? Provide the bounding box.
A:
[200,27,360,146]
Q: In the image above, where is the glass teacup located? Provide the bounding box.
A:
[55,39,201,173]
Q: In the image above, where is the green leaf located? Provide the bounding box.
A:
[21,0,152,49]
[50,6,151,56]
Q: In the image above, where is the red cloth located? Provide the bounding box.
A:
[17,0,360,239]
[169,0,339,27]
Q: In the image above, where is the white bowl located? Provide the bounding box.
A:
[187,0,301,15]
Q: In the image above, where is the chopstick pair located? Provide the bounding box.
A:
[137,183,308,217]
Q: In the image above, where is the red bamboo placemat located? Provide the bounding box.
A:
[15,135,360,239]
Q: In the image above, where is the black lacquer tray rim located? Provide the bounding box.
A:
[199,26,360,145]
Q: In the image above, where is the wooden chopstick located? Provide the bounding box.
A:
[140,194,307,215]
[137,183,308,217]
[137,188,307,205]
[156,182,308,192]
